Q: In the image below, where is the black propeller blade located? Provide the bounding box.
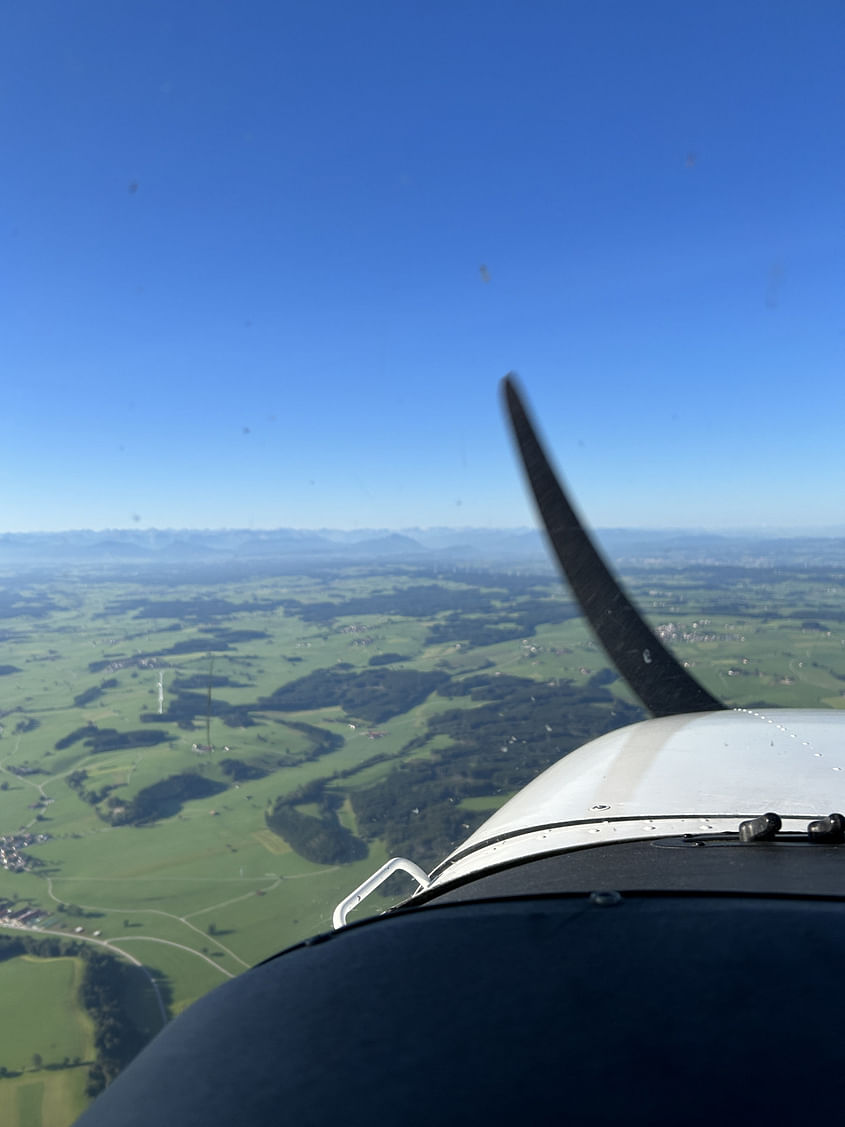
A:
[502,375,725,717]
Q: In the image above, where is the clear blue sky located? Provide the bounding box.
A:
[2,1,843,532]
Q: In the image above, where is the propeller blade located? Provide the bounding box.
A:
[502,375,725,717]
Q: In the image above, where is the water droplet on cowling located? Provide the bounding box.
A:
[590,890,622,907]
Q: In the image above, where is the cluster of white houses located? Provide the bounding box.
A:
[0,830,49,873]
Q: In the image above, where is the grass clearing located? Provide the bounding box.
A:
[0,956,94,1072]
[252,829,291,854]
[0,1067,90,1127]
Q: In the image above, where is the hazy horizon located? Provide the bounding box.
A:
[4,522,845,540]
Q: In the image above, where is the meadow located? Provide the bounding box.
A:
[0,954,94,1127]
[0,1069,89,1127]
[0,955,93,1071]
[2,555,845,1122]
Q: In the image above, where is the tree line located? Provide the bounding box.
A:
[262,667,449,724]
[0,934,163,1095]
[73,678,118,708]
[282,583,504,623]
[266,779,367,865]
[55,725,171,753]
[350,672,643,868]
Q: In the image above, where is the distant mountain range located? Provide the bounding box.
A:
[2,527,845,569]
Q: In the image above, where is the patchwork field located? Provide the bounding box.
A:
[2,555,845,1122]
[0,1069,89,1127]
[0,956,93,1071]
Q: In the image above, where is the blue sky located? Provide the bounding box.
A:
[2,1,844,533]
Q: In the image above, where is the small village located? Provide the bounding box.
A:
[0,899,46,926]
[0,897,103,936]
[0,830,50,873]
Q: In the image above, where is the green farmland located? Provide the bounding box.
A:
[2,555,845,1121]
[0,954,94,1127]
[0,1069,90,1127]
[0,956,93,1071]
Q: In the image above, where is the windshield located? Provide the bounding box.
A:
[2,3,844,1122]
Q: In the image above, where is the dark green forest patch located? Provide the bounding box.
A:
[99,595,287,620]
[79,950,160,1095]
[73,678,118,708]
[198,628,270,644]
[426,619,526,648]
[55,726,172,753]
[0,590,57,620]
[219,757,267,781]
[111,773,227,825]
[261,668,449,724]
[266,780,367,864]
[426,597,578,648]
[170,673,250,690]
[88,630,268,673]
[282,584,504,623]
[351,674,642,867]
[140,688,257,730]
[269,720,345,762]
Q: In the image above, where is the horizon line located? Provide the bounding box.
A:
[3,524,845,539]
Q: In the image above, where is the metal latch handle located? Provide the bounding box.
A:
[332,857,430,929]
